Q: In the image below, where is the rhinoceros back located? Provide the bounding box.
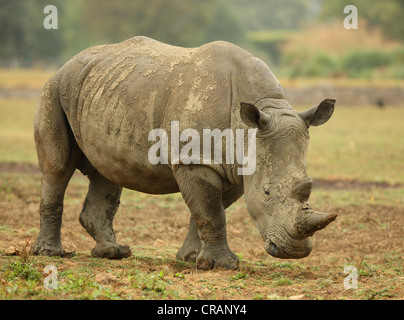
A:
[52,36,284,192]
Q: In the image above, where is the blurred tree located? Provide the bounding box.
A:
[320,0,404,43]
[0,0,68,67]
[27,0,66,66]
[0,0,246,66]
[229,0,314,31]
[80,0,220,47]
[203,0,245,44]
[0,0,31,66]
[0,0,326,68]
[60,0,93,60]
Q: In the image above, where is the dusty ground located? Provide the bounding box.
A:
[0,163,403,300]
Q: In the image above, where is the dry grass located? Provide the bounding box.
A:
[281,20,401,57]
[0,69,54,90]
[0,98,38,163]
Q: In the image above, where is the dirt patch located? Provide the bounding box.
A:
[0,167,403,299]
[0,88,40,99]
[283,85,404,107]
[1,164,402,263]
[308,205,404,260]
[313,178,404,190]
[0,162,40,174]
[78,203,404,263]
[1,163,402,262]
[1,191,403,299]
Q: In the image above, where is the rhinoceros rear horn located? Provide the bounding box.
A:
[296,210,337,239]
[299,99,335,127]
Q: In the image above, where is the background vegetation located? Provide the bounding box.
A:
[1,0,404,79]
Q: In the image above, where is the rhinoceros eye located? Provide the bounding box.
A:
[264,188,270,196]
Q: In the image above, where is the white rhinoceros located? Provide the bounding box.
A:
[32,36,336,269]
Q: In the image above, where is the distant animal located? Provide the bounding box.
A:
[31,36,336,269]
[376,98,385,109]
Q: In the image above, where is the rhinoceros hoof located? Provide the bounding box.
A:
[91,242,132,259]
[176,249,199,262]
[196,250,239,270]
[176,244,201,262]
[30,243,65,257]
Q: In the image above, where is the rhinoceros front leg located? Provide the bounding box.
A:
[79,170,131,259]
[176,185,243,262]
[176,216,201,262]
[173,166,239,270]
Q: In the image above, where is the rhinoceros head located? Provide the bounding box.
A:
[240,99,336,259]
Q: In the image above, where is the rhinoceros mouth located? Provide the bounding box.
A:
[264,236,312,259]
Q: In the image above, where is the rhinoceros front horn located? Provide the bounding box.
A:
[296,210,337,239]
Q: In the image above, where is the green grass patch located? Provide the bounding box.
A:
[300,105,404,184]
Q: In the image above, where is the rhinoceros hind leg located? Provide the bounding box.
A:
[31,77,78,257]
[31,162,78,257]
[79,170,131,259]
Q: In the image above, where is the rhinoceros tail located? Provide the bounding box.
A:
[34,74,71,174]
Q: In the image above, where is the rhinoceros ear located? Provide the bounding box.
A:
[299,99,335,127]
[240,102,272,129]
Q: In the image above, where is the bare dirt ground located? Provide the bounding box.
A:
[0,163,403,300]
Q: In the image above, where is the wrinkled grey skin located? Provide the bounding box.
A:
[31,36,336,269]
